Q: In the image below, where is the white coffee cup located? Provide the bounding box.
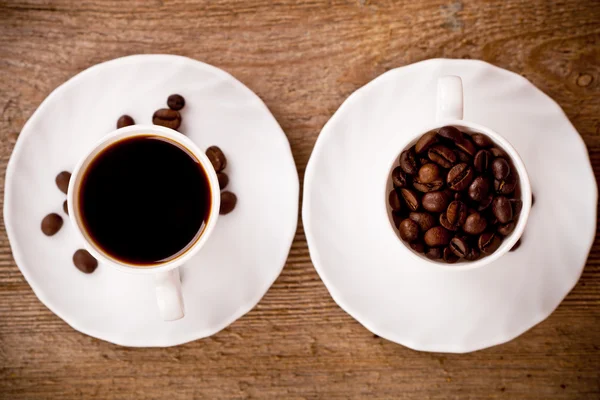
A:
[67,124,220,320]
[386,76,532,270]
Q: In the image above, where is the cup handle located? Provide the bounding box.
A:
[436,75,464,121]
[155,268,184,321]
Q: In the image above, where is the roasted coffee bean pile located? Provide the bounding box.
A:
[40,171,98,273]
[389,126,522,263]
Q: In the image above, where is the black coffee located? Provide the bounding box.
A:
[78,135,211,266]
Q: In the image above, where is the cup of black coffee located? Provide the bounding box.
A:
[386,76,532,269]
[67,125,220,320]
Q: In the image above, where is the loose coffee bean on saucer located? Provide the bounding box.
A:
[41,213,63,236]
[206,146,227,172]
[510,238,522,252]
[388,125,522,263]
[55,171,71,194]
[152,108,182,130]
[167,94,185,111]
[117,115,135,129]
[220,191,237,215]
[63,200,69,215]
[73,249,98,274]
[217,172,229,189]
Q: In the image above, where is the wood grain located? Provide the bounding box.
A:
[1,0,599,398]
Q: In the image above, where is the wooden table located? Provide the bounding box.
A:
[1,1,599,398]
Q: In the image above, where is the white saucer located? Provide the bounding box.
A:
[4,55,299,347]
[302,59,597,353]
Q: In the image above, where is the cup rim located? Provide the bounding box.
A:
[385,119,532,271]
[67,124,221,274]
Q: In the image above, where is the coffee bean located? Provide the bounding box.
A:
[41,213,63,236]
[63,200,68,215]
[510,238,522,252]
[410,241,426,253]
[477,194,494,211]
[426,247,443,260]
[399,219,420,242]
[399,147,419,175]
[468,176,491,202]
[447,163,474,191]
[492,196,513,223]
[55,171,71,194]
[473,150,491,173]
[455,149,472,163]
[389,190,403,211]
[490,147,507,158]
[443,246,459,263]
[220,191,237,215]
[409,212,436,232]
[463,212,487,235]
[117,115,135,129]
[424,226,452,247]
[413,178,444,193]
[446,200,468,227]
[464,246,480,261]
[415,131,438,154]
[400,188,420,211]
[497,221,516,236]
[392,212,403,228]
[479,231,502,254]
[438,126,463,143]
[392,167,409,188]
[217,172,229,189]
[471,133,493,148]
[152,108,182,130]
[492,157,510,180]
[439,213,458,231]
[167,94,185,111]
[73,249,98,274]
[456,137,477,156]
[450,236,469,257]
[422,191,450,213]
[418,163,441,184]
[206,146,227,172]
[428,145,456,168]
[494,173,517,195]
[418,156,431,166]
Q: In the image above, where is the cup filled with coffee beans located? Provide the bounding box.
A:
[386,76,531,268]
[67,124,221,320]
